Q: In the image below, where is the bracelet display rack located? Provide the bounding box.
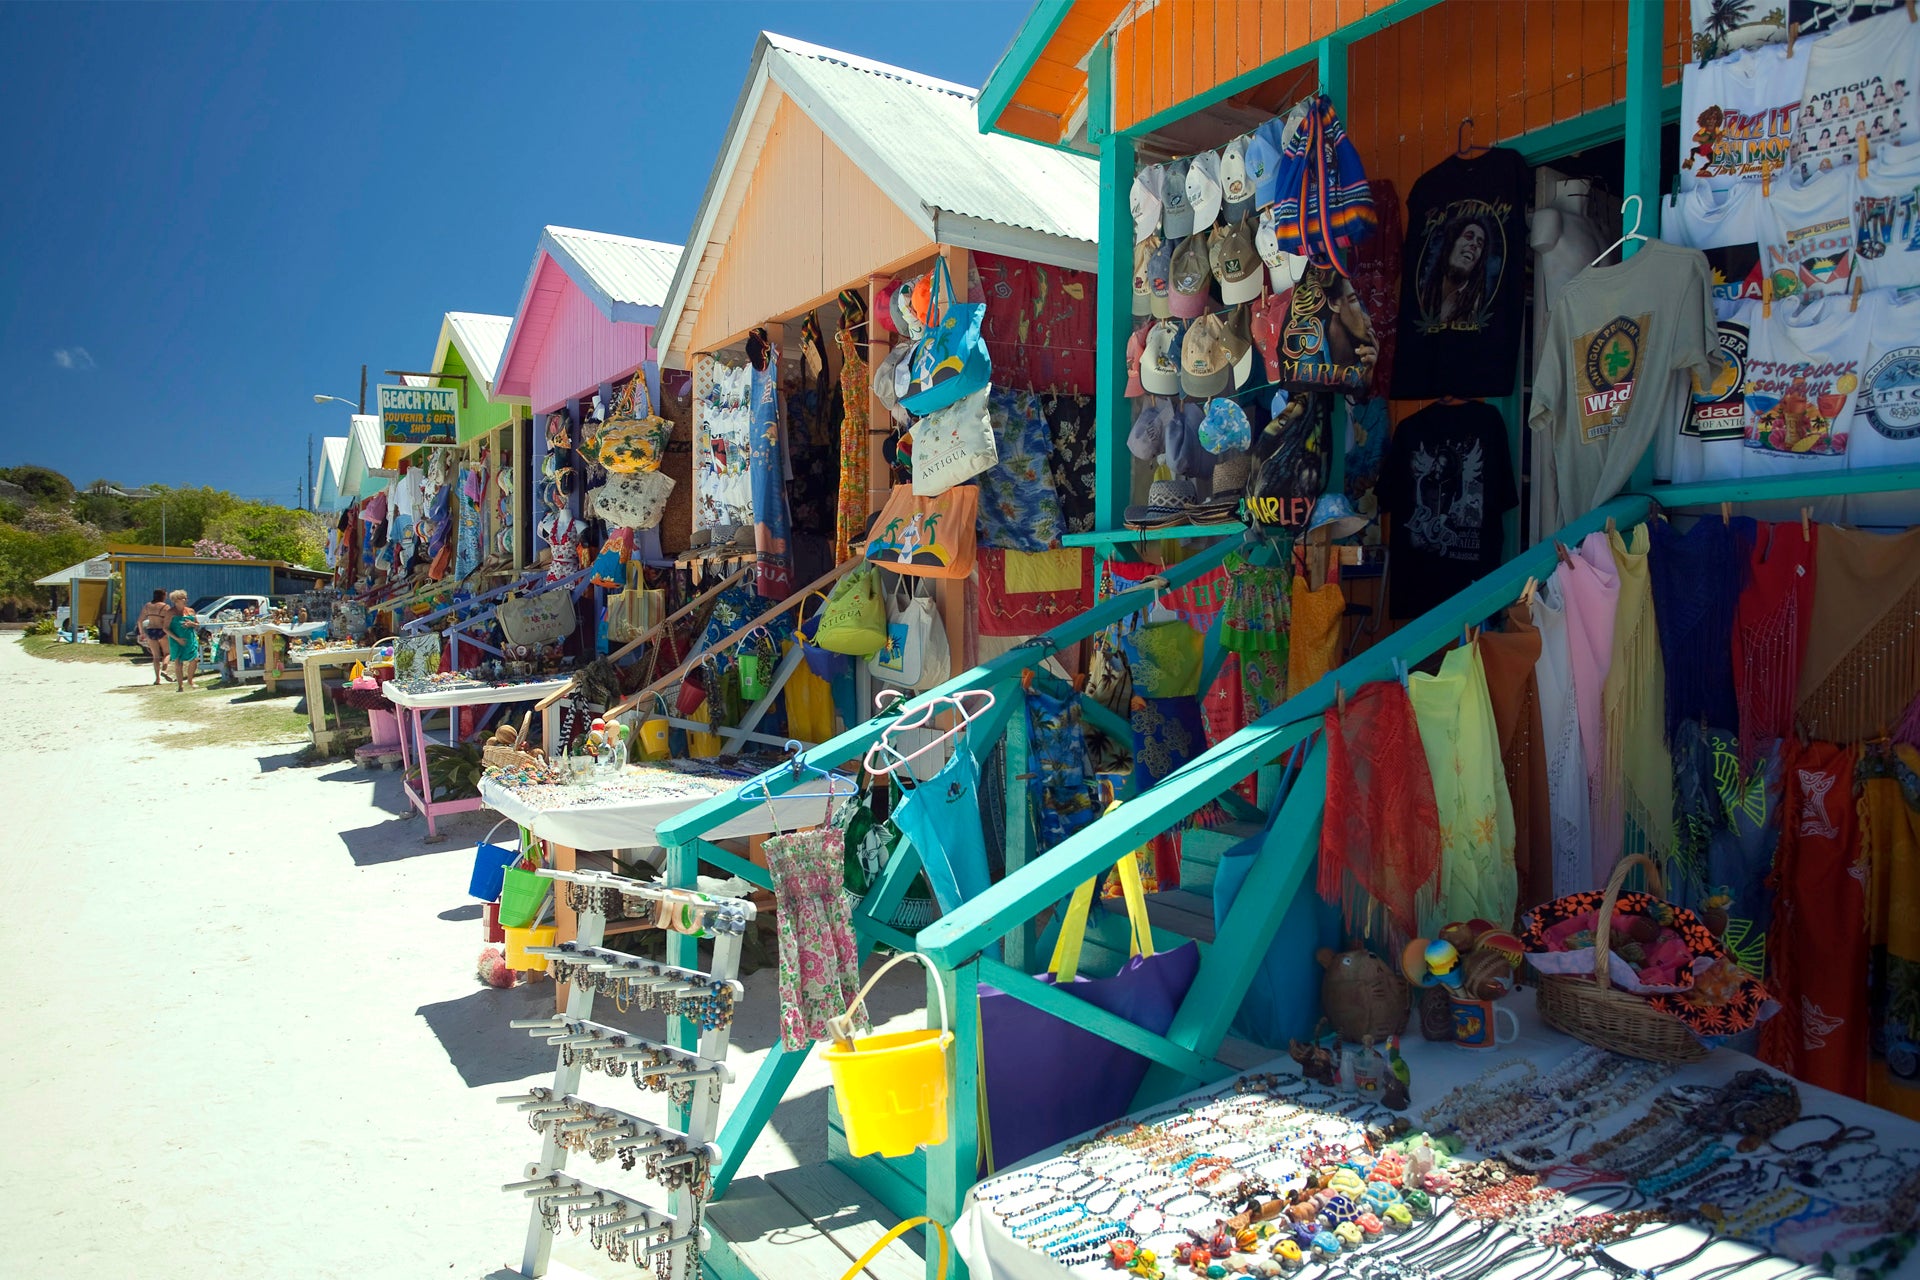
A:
[500,867,754,1279]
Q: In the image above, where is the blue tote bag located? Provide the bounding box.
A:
[898,257,991,416]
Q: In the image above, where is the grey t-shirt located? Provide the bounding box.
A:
[1530,240,1717,529]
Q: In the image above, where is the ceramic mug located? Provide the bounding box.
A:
[1449,995,1519,1048]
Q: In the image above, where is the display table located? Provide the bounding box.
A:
[231,620,328,692]
[958,995,1920,1280]
[296,646,375,756]
[382,677,573,838]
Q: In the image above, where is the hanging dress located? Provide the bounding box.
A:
[1602,525,1672,862]
[1288,577,1345,693]
[1649,515,1751,740]
[1861,742,1920,1121]
[747,328,794,598]
[1556,532,1620,864]
[1735,521,1817,764]
[834,327,871,564]
[763,824,868,1051]
[1532,576,1593,896]
[1478,604,1551,911]
[1408,644,1518,929]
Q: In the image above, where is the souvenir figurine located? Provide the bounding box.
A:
[1318,946,1411,1042]
[1288,1036,1339,1087]
[1381,1039,1412,1111]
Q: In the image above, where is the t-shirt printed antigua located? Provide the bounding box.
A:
[1743,290,1872,460]
[1694,0,1789,60]
[1391,148,1531,398]
[1791,10,1920,184]
[1854,167,1920,289]
[1848,290,1920,525]
[1663,182,1767,301]
[1793,0,1911,37]
[1762,168,1858,298]
[1671,297,1762,484]
[1678,39,1813,190]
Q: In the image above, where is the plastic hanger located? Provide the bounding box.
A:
[863,688,997,781]
[1590,195,1647,266]
[740,740,856,828]
[1456,117,1491,159]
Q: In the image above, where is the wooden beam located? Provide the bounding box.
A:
[1092,36,1136,535]
[924,959,981,1280]
[535,565,749,711]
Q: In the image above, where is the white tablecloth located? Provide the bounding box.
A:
[295,646,374,668]
[381,677,572,710]
[479,763,856,850]
[957,992,1920,1280]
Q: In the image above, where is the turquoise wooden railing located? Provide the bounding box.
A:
[660,464,1920,1280]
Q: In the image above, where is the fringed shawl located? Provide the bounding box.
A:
[1798,526,1920,744]
[1603,525,1673,859]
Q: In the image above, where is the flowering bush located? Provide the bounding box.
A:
[192,538,245,559]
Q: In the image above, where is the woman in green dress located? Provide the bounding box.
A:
[166,590,200,691]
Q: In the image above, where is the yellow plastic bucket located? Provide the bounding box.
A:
[824,953,953,1158]
[638,695,671,762]
[504,925,558,971]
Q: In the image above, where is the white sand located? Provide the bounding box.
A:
[0,638,929,1279]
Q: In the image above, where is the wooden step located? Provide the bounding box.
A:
[1099,887,1219,945]
[704,1165,925,1280]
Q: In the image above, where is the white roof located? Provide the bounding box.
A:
[34,554,110,587]
[439,311,513,391]
[540,226,682,321]
[321,436,349,486]
[655,32,1099,362]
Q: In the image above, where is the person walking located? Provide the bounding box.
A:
[134,590,172,685]
[166,590,200,691]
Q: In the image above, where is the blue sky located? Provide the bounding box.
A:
[0,1,1025,503]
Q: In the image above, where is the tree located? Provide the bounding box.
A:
[205,502,327,568]
[0,466,75,506]
[125,486,238,547]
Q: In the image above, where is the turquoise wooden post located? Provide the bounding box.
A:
[927,958,981,1280]
[1624,0,1666,491]
[1001,701,1038,972]
[1090,35,1136,534]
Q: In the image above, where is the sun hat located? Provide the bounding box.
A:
[1221,302,1255,389]
[1139,319,1185,397]
[1185,150,1224,230]
[1131,164,1166,244]
[1199,396,1253,454]
[1221,134,1257,224]
[1147,236,1176,318]
[1125,475,1202,529]
[1307,492,1372,541]
[1128,395,1175,460]
[1132,235,1161,317]
[1208,451,1251,502]
[1169,233,1214,319]
[909,273,933,336]
[1179,313,1233,399]
[1126,323,1149,397]
[1210,219,1265,306]
[872,279,901,335]
[1161,157,1194,240]
[1167,399,1217,478]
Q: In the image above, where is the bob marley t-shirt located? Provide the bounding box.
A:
[1392,148,1531,399]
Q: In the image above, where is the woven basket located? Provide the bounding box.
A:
[483,743,545,769]
[1534,853,1709,1064]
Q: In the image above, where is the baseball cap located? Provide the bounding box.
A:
[1221,303,1255,389]
[1199,397,1253,454]
[1132,235,1160,317]
[1160,157,1194,240]
[1221,135,1256,223]
[1128,395,1174,460]
[1167,399,1216,478]
[1256,208,1310,292]
[1210,219,1264,306]
[1179,313,1233,399]
[1168,233,1214,320]
[1125,323,1148,397]
[1147,236,1175,319]
[1185,150,1224,230]
[1130,165,1166,244]
[1246,117,1288,209]
[1139,319,1185,397]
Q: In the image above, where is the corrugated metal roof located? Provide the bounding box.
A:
[322,436,349,485]
[764,33,1099,243]
[543,226,682,316]
[442,311,513,390]
[34,554,110,587]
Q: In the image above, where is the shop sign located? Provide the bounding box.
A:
[377,384,458,446]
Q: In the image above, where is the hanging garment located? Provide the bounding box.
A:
[1239,648,1289,720]
[1798,526,1920,744]
[1479,605,1551,911]
[1603,525,1673,861]
[1557,532,1620,862]
[890,736,992,916]
[1650,516,1751,740]
[783,377,840,541]
[1287,578,1344,692]
[1201,652,1258,806]
[1532,577,1594,897]
[1408,644,1518,929]
[1861,742,1920,1120]
[1131,694,1214,889]
[1321,680,1442,942]
[1119,619,1204,699]
[1025,684,1105,853]
[1221,548,1293,654]
[978,388,1066,552]
[764,826,868,1052]
[1669,722,1782,980]
[747,330,794,598]
[834,328,870,564]
[455,468,484,580]
[1761,739,1867,1099]
[782,640,837,745]
[1735,521,1818,763]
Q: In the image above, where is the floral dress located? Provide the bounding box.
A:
[764,825,868,1051]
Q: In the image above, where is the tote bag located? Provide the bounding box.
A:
[980,851,1200,1168]
[589,469,675,530]
[866,576,950,691]
[589,372,674,474]
[911,388,998,496]
[865,485,978,580]
[498,590,576,650]
[815,564,888,657]
[899,256,992,416]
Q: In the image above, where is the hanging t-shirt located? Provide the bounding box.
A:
[1391,148,1531,398]
[1671,297,1763,484]
[1793,0,1910,37]
[973,251,1098,394]
[1694,0,1790,60]
[1853,167,1920,288]
[1678,40,1813,190]
[1847,289,1920,525]
[1377,401,1518,619]
[1530,241,1718,528]
[1791,10,1920,185]
[1743,290,1873,473]
[1762,167,1858,297]
[1661,182,1766,301]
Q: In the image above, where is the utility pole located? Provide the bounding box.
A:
[306,435,314,511]
[358,363,367,415]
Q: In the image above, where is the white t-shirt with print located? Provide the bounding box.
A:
[1693,0,1789,61]
[1846,288,1920,525]
[1664,181,1768,301]
[1668,297,1762,483]
[1680,40,1815,191]
[1791,10,1920,185]
[1742,290,1873,483]
[1762,167,1858,298]
[1853,167,1920,288]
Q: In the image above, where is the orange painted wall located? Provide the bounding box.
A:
[689,94,928,354]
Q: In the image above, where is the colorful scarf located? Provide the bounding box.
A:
[1734,521,1816,764]
[1270,92,1377,273]
[1408,644,1518,930]
[1668,722,1781,978]
[1860,742,1920,1121]
[1649,515,1751,741]
[1479,605,1551,912]
[747,329,793,598]
[1321,680,1441,943]
[1603,525,1673,859]
[1798,526,1920,744]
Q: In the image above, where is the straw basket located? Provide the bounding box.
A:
[1534,854,1709,1064]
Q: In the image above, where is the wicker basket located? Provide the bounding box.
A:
[1534,853,1709,1064]
[484,742,545,769]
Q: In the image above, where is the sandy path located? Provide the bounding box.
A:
[0,638,926,1279]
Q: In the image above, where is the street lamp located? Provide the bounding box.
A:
[312,394,359,409]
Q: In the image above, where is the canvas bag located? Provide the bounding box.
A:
[605,563,664,644]
[588,372,673,474]
[814,564,888,657]
[498,589,577,650]
[911,387,998,496]
[589,469,675,530]
[867,575,950,691]
[865,484,979,580]
[899,256,991,415]
[980,850,1200,1168]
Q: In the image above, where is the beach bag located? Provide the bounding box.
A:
[605,564,663,644]
[980,851,1199,1168]
[797,589,851,682]
[911,387,998,496]
[498,590,576,650]
[816,565,888,657]
[737,628,777,703]
[867,576,949,691]
[866,485,978,580]
[899,257,990,416]
[589,372,673,474]
[589,469,675,530]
